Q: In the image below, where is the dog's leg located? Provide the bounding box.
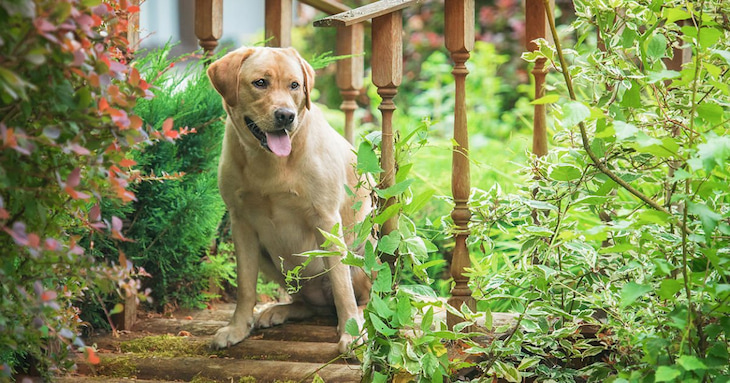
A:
[256,300,316,328]
[321,218,365,354]
[254,257,316,327]
[211,217,259,349]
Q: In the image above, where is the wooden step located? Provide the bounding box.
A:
[78,355,362,382]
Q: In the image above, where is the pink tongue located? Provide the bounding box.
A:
[266,131,291,157]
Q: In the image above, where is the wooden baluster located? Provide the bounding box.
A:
[445,0,475,329]
[526,0,548,157]
[195,0,223,56]
[336,24,365,144]
[126,0,140,57]
[371,12,402,243]
[314,0,417,268]
[265,0,292,47]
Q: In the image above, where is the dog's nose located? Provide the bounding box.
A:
[274,108,296,127]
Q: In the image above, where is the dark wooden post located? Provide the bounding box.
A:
[195,0,222,56]
[525,0,548,157]
[265,0,292,47]
[444,0,475,330]
[336,24,365,144]
[371,12,402,238]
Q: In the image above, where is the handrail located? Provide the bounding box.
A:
[300,0,359,17]
[313,0,419,27]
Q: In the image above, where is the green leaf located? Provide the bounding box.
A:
[399,284,438,299]
[364,241,379,273]
[688,202,722,240]
[697,103,724,125]
[561,101,591,129]
[613,121,638,141]
[517,357,540,371]
[109,303,124,315]
[493,360,521,383]
[356,141,383,174]
[404,188,435,215]
[377,231,400,255]
[699,27,722,50]
[371,371,387,383]
[631,135,679,158]
[658,279,684,300]
[523,225,554,237]
[395,292,413,326]
[345,317,360,337]
[549,164,583,181]
[711,49,730,65]
[370,294,395,319]
[663,7,691,24]
[372,267,393,293]
[374,203,401,225]
[376,179,414,199]
[421,307,434,332]
[531,94,560,105]
[573,195,609,206]
[646,33,667,60]
[689,135,730,172]
[620,80,642,108]
[521,198,558,211]
[369,312,397,336]
[620,282,652,308]
[621,27,638,48]
[677,355,707,371]
[654,365,681,382]
[402,236,428,259]
[647,70,680,84]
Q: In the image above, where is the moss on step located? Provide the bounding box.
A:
[95,356,138,378]
[119,334,227,358]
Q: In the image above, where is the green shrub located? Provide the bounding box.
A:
[0,0,160,378]
[86,45,227,312]
[465,0,730,381]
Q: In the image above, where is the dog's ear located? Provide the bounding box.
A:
[291,49,315,110]
[207,48,254,107]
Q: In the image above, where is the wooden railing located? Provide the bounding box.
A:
[188,0,553,330]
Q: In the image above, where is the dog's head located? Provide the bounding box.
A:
[207,47,315,157]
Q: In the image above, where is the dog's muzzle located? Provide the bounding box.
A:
[244,116,292,157]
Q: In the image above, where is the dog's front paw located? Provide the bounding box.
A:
[211,324,251,349]
[337,332,364,355]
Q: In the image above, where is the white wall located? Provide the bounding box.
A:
[139,0,266,52]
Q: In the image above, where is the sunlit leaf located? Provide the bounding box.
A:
[654,365,681,382]
[620,282,652,308]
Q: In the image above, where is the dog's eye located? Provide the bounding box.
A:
[252,79,268,88]
[290,82,300,90]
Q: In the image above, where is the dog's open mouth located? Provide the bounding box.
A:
[245,117,291,157]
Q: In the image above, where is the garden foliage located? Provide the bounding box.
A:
[0,0,165,378]
[319,0,730,382]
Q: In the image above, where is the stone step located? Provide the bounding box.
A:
[78,355,362,382]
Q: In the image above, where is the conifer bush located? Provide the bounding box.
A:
[96,47,227,311]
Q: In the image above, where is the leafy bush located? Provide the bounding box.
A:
[86,45,227,313]
[464,0,730,381]
[0,0,159,378]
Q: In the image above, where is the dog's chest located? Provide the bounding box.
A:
[236,186,330,254]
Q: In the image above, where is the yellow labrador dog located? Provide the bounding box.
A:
[207,46,372,353]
